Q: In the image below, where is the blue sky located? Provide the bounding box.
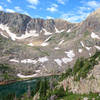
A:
[0,0,100,23]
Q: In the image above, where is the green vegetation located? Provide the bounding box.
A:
[0,64,17,81]
[73,51,100,81]
[83,30,90,38]
[59,68,72,81]
[61,92,100,100]
[59,51,100,81]
[34,47,50,56]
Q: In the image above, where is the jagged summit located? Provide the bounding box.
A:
[0,11,75,35]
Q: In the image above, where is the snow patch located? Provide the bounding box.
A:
[89,53,91,57]
[55,27,64,33]
[35,70,41,73]
[65,50,75,58]
[10,59,37,64]
[54,47,60,50]
[43,28,52,35]
[10,59,19,63]
[54,59,62,66]
[67,29,71,33]
[26,30,39,37]
[59,40,64,45]
[85,47,91,51]
[95,46,100,50]
[17,73,37,78]
[62,57,72,64]
[0,32,8,38]
[44,36,52,42]
[27,43,34,46]
[91,32,100,39]
[43,65,48,71]
[78,49,83,53]
[62,50,75,64]
[80,41,85,47]
[21,59,37,64]
[38,56,48,63]
[41,42,49,46]
[0,24,39,41]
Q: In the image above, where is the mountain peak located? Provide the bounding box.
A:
[89,8,100,17]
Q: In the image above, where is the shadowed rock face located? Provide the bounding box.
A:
[0,11,75,35]
[78,8,100,34]
[0,11,31,34]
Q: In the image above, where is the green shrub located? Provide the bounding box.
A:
[73,51,100,81]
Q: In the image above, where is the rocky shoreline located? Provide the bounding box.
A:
[0,80,17,85]
[0,73,59,86]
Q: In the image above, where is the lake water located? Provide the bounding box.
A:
[0,77,43,100]
[0,75,58,100]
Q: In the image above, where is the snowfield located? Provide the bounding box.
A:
[0,32,8,38]
[95,46,100,50]
[61,50,75,64]
[38,56,49,63]
[80,41,85,47]
[55,27,64,33]
[67,29,71,33]
[59,40,64,45]
[54,47,60,50]
[78,49,83,53]
[62,57,73,64]
[65,50,75,58]
[21,59,37,64]
[0,24,39,41]
[41,42,49,46]
[85,47,91,51]
[42,28,52,35]
[27,43,34,46]
[17,73,38,78]
[10,57,49,64]
[10,59,19,63]
[54,59,62,66]
[44,36,52,42]
[91,32,100,39]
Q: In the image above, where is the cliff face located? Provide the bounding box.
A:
[0,11,75,35]
[78,8,100,34]
[0,9,100,81]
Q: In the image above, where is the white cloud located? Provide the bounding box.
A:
[62,13,89,22]
[0,5,4,11]
[81,0,100,10]
[7,0,11,3]
[79,7,91,11]
[46,16,54,19]
[61,6,90,23]
[87,1,100,9]
[57,0,67,4]
[15,6,23,12]
[28,5,36,9]
[52,4,58,8]
[60,0,99,23]
[6,9,15,13]
[47,4,58,12]
[27,0,39,5]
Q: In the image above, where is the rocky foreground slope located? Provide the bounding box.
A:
[0,8,100,81]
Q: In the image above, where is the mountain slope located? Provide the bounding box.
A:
[0,8,100,81]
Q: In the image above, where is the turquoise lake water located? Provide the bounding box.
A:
[0,77,42,100]
[0,75,58,100]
